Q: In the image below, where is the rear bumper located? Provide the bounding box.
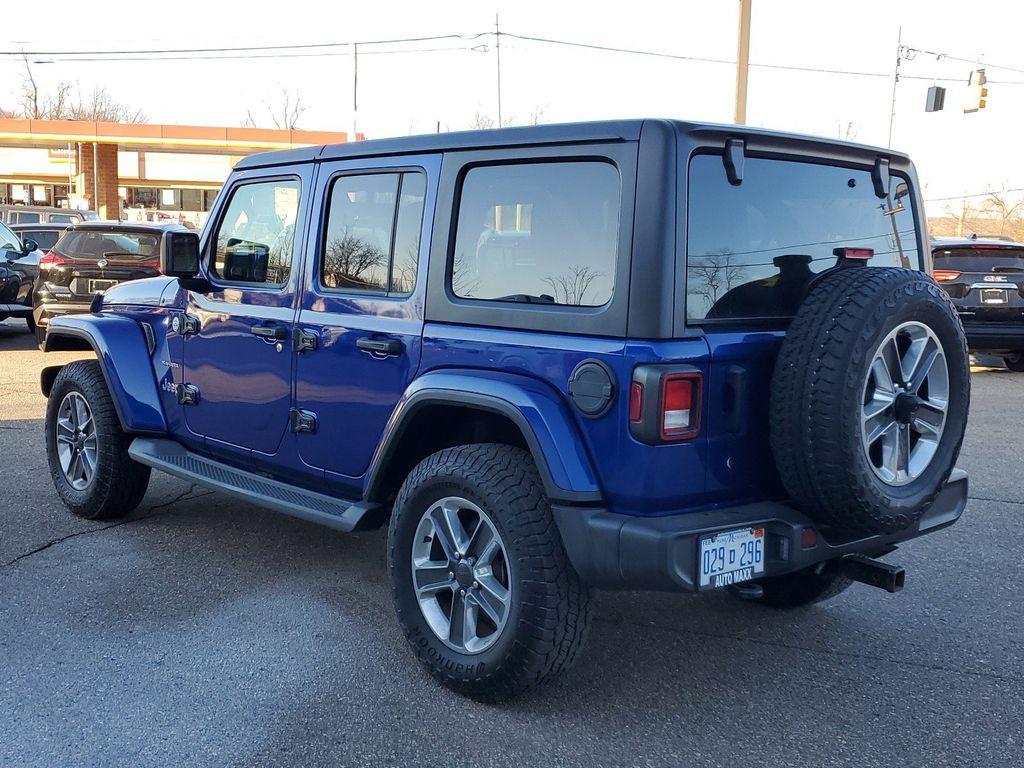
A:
[553,468,968,592]
[961,321,1024,352]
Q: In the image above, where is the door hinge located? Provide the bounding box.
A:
[175,383,200,405]
[290,408,318,434]
[293,327,319,353]
[172,313,200,337]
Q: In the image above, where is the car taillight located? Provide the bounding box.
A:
[629,365,703,444]
[660,374,701,440]
[933,270,961,282]
[38,252,67,270]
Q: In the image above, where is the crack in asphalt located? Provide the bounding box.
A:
[1,484,214,569]
[596,615,1022,684]
[968,495,1024,506]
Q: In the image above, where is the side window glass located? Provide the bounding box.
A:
[212,179,300,285]
[320,171,426,294]
[322,174,398,291]
[451,162,619,307]
[390,173,427,295]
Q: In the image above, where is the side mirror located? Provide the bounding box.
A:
[160,230,201,278]
[22,238,38,255]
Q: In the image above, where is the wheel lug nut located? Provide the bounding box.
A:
[460,589,466,596]
[447,572,454,580]
[472,581,479,589]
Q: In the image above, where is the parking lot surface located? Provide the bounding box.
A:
[1,317,1021,768]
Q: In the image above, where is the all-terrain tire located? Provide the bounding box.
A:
[388,443,591,702]
[45,360,151,520]
[770,267,970,535]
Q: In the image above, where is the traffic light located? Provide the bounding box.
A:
[964,69,988,113]
[925,85,946,112]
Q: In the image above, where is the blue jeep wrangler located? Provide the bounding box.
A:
[40,120,970,700]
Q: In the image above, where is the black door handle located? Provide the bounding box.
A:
[251,324,288,341]
[356,336,403,356]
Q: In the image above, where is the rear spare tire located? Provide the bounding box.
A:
[770,267,969,535]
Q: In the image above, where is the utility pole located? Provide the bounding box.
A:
[734,0,752,124]
[495,13,503,127]
[887,26,902,148]
[352,41,359,141]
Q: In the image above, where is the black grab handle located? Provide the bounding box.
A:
[356,336,403,356]
[251,325,288,341]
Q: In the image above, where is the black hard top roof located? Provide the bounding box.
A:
[235,118,908,170]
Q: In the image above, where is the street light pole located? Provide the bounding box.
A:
[352,41,359,141]
[734,0,752,124]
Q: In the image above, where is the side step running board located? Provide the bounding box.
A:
[128,437,382,533]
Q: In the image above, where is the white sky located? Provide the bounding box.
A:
[2,0,1023,211]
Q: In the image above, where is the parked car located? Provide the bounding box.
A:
[0,204,97,226]
[38,120,970,701]
[32,222,180,344]
[0,219,41,331]
[11,223,71,254]
[932,236,1024,370]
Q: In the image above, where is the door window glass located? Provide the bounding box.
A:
[686,155,919,321]
[320,171,426,294]
[212,179,300,285]
[451,161,619,307]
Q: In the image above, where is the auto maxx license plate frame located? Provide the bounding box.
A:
[981,288,1009,305]
[699,526,765,589]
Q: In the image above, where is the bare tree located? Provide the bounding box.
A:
[468,104,549,130]
[243,87,307,130]
[932,190,1024,241]
[322,233,387,289]
[688,250,744,312]
[543,264,604,306]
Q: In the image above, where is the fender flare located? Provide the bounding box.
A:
[43,314,167,434]
[365,370,603,504]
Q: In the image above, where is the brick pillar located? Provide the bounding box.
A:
[77,142,120,221]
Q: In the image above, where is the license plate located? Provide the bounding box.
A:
[88,279,117,294]
[699,527,765,589]
[981,288,1008,304]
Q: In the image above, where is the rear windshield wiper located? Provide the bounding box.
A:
[495,293,556,304]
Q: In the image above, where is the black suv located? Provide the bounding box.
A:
[932,237,1024,370]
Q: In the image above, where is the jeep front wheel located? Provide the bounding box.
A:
[45,360,151,520]
[387,443,591,701]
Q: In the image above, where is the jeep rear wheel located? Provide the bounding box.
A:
[388,443,591,701]
[770,268,969,536]
[45,360,151,520]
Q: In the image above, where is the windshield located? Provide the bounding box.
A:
[0,220,22,251]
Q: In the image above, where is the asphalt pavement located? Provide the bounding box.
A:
[1,317,1022,768]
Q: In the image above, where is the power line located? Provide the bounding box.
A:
[925,188,1024,203]
[29,45,486,64]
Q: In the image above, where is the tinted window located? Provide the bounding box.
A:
[56,230,160,259]
[451,162,619,307]
[212,179,300,285]
[686,155,919,321]
[27,229,61,250]
[320,171,425,294]
[13,211,40,224]
[49,214,76,224]
[933,246,1024,272]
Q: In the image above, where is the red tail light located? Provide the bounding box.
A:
[38,252,68,270]
[629,366,703,444]
[833,247,874,260]
[660,373,701,440]
[933,270,961,282]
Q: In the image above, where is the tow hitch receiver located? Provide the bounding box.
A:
[836,554,906,593]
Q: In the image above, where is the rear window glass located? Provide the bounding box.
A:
[49,214,77,224]
[686,155,919,321]
[12,211,40,224]
[56,230,160,259]
[451,161,619,307]
[933,246,1024,271]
